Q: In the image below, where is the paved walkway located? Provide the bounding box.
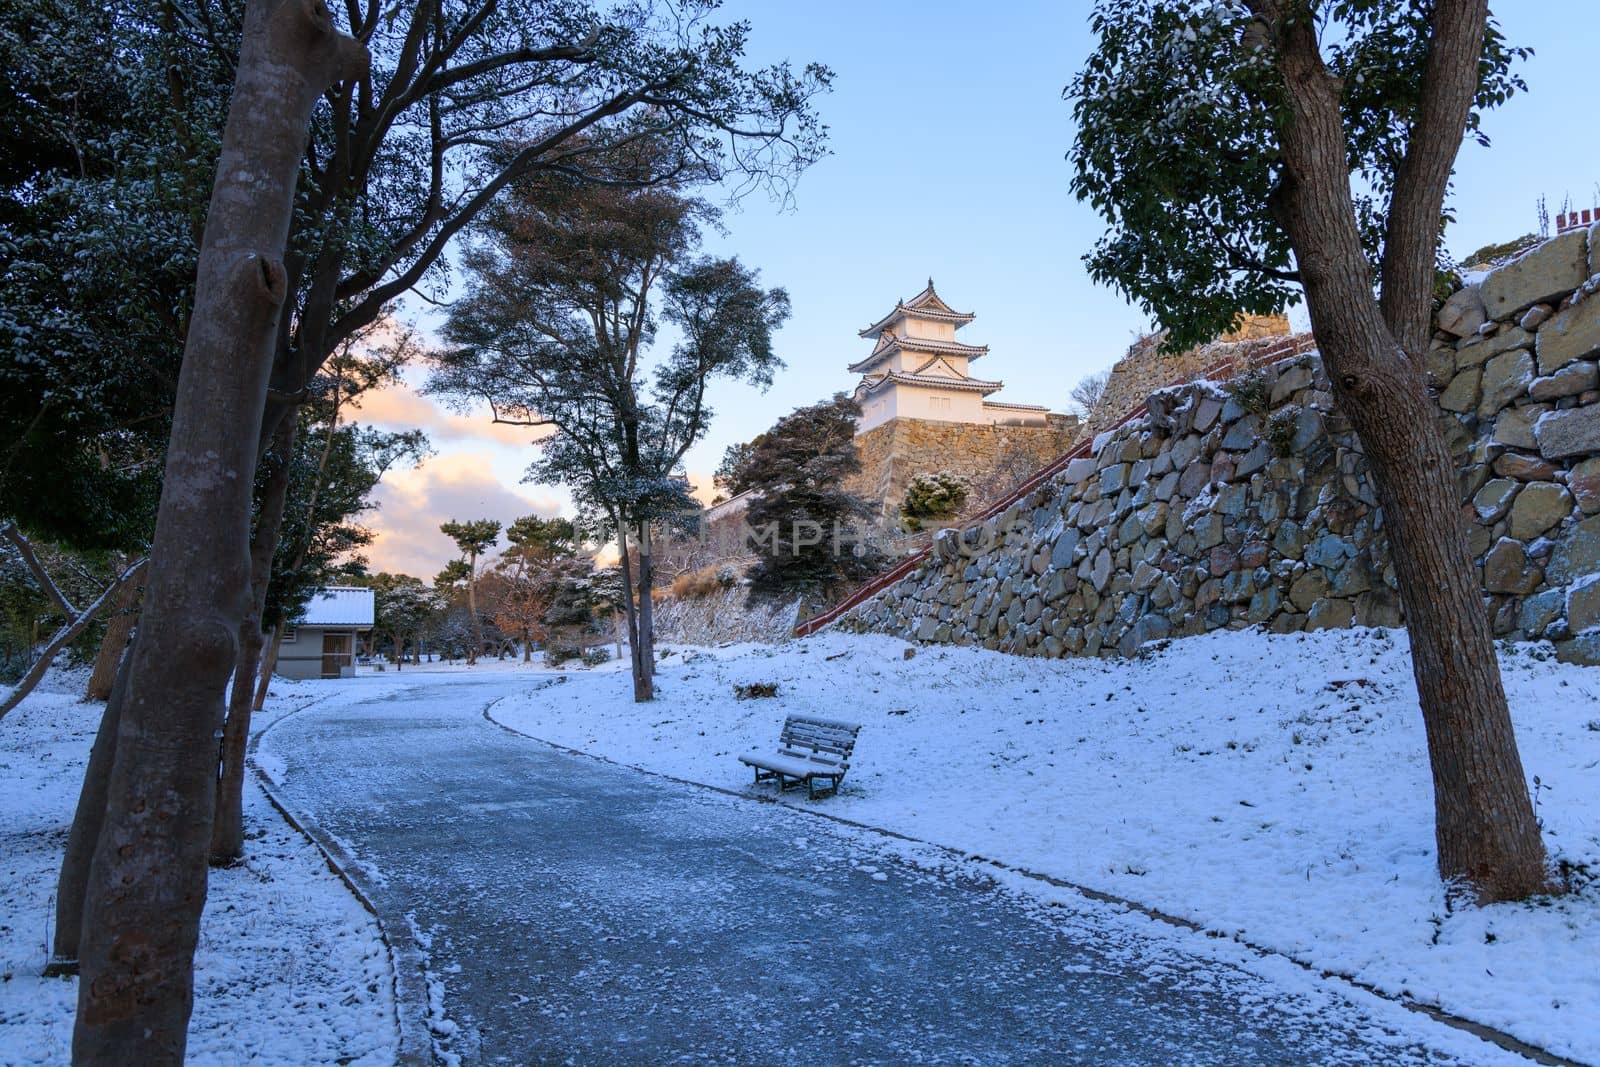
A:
[259,674,1505,1065]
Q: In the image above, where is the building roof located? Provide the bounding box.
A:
[858,279,977,338]
[294,586,375,627]
[982,399,1053,412]
[847,333,991,374]
[859,370,1004,396]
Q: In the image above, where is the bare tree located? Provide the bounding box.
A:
[1068,369,1110,416]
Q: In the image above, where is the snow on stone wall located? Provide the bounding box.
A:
[838,226,1600,664]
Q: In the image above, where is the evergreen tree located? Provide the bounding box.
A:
[431,171,789,701]
[439,519,501,665]
[733,395,881,602]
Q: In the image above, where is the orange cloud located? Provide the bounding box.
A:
[358,381,553,450]
[364,452,564,578]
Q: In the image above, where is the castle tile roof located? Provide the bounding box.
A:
[859,370,1003,396]
[847,333,990,374]
[858,279,977,338]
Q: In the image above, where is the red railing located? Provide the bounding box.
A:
[793,334,1318,637]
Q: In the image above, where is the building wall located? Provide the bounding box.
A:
[857,385,989,433]
[839,229,1600,664]
[276,626,366,680]
[847,415,1082,523]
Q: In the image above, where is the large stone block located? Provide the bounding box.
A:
[1536,297,1600,375]
[1478,349,1534,417]
[1570,457,1600,514]
[1439,366,1481,413]
[1534,405,1600,460]
[1529,360,1599,402]
[1483,537,1538,594]
[1491,406,1540,449]
[1567,575,1600,634]
[1480,230,1588,318]
[1471,478,1518,522]
[1548,513,1600,585]
[1437,285,1486,338]
[1507,482,1572,540]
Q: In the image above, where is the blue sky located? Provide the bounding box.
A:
[361,0,1600,577]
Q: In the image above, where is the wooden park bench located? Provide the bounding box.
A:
[739,715,861,799]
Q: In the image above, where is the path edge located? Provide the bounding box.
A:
[481,696,1587,1067]
[250,701,434,1067]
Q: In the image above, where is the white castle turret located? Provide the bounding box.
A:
[850,280,1052,433]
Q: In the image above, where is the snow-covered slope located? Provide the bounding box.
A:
[0,677,396,1065]
[492,628,1600,1064]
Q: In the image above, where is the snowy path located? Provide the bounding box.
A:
[259,672,1521,1066]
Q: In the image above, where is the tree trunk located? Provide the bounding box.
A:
[1258,0,1547,902]
[466,555,481,666]
[71,4,364,1061]
[251,624,283,711]
[84,574,142,702]
[635,522,656,698]
[213,415,297,866]
[46,649,131,975]
[616,525,649,701]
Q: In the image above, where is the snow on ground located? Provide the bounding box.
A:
[0,670,396,1066]
[490,627,1600,1064]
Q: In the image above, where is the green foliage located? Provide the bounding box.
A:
[1227,371,1272,417]
[1461,233,1540,268]
[441,519,503,561]
[431,173,788,545]
[1266,406,1300,458]
[740,394,882,600]
[900,472,969,523]
[505,516,577,559]
[1067,1,1530,351]
[435,559,473,590]
[357,573,438,659]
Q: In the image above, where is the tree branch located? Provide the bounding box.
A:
[1378,0,1488,356]
[1,522,77,617]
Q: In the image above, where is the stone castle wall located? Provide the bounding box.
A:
[838,228,1600,664]
[847,416,1080,523]
[1086,317,1303,437]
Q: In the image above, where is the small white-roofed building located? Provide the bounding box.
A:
[276,586,375,679]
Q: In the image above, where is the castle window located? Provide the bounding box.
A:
[928,395,951,412]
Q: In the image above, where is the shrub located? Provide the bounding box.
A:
[669,564,741,600]
[1266,407,1300,458]
[733,681,778,699]
[901,471,969,520]
[1226,370,1271,416]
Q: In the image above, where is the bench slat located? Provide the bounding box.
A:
[740,714,861,799]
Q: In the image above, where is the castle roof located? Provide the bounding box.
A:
[858,279,976,338]
[858,370,1003,396]
[847,333,990,374]
[981,399,1052,412]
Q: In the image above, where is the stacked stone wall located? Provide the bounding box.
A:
[1086,325,1310,437]
[839,227,1600,664]
[847,417,1080,523]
